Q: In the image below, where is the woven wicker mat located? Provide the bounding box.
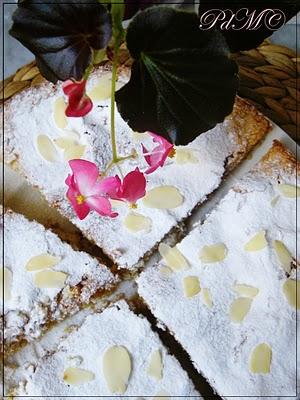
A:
[1,40,299,143]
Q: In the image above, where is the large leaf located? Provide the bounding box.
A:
[123,0,192,20]
[116,7,238,145]
[10,0,112,82]
[198,1,299,52]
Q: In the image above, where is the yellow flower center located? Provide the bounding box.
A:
[168,148,176,159]
[130,203,137,209]
[76,194,85,205]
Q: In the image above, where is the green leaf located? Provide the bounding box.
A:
[10,0,112,83]
[115,7,238,145]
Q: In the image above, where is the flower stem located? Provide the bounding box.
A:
[110,47,119,163]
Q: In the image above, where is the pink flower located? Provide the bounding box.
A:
[142,132,174,174]
[111,168,146,206]
[65,159,119,220]
[62,80,93,117]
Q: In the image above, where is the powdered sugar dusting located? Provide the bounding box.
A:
[2,210,118,347]
[138,149,299,397]
[4,66,247,270]
[15,300,199,398]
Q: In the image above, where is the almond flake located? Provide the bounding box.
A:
[244,230,267,252]
[36,135,59,162]
[1,267,13,301]
[276,183,300,198]
[54,97,67,129]
[64,144,86,161]
[88,76,112,101]
[103,345,131,394]
[158,243,189,271]
[143,186,184,209]
[249,343,272,374]
[34,270,67,288]
[123,212,152,233]
[132,131,150,141]
[229,297,252,323]
[199,243,228,263]
[175,147,198,164]
[26,254,61,271]
[54,136,76,149]
[159,266,173,276]
[270,195,279,207]
[183,276,201,297]
[63,367,95,385]
[282,279,299,309]
[233,284,259,298]
[273,240,293,274]
[147,349,163,380]
[202,288,213,308]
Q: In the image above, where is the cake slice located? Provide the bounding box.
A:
[1,209,118,354]
[138,141,299,397]
[3,62,271,271]
[12,300,199,398]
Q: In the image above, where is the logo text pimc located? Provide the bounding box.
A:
[199,8,286,31]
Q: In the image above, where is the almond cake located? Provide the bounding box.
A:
[1,208,118,354]
[11,300,199,398]
[3,62,271,271]
[138,140,299,397]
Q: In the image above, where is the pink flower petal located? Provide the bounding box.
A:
[118,168,146,203]
[69,159,99,196]
[142,132,174,174]
[87,195,118,218]
[63,80,93,117]
[66,187,90,220]
[95,175,121,198]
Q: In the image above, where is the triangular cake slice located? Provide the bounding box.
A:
[1,209,118,354]
[11,300,199,398]
[138,140,299,397]
[3,63,271,271]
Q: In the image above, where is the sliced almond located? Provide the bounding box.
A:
[183,276,201,297]
[276,183,300,198]
[199,243,227,263]
[229,297,252,323]
[175,147,198,164]
[1,268,13,301]
[159,266,173,276]
[202,288,213,308]
[143,186,184,209]
[54,136,76,149]
[64,144,86,161]
[147,349,163,380]
[54,97,67,129]
[26,254,61,271]
[158,243,189,272]
[273,240,293,274]
[233,284,259,299]
[244,231,267,252]
[63,367,95,386]
[123,212,152,233]
[103,345,131,394]
[282,279,299,309]
[249,343,272,374]
[36,135,59,162]
[132,131,150,141]
[88,76,112,101]
[34,270,67,288]
[271,195,280,207]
